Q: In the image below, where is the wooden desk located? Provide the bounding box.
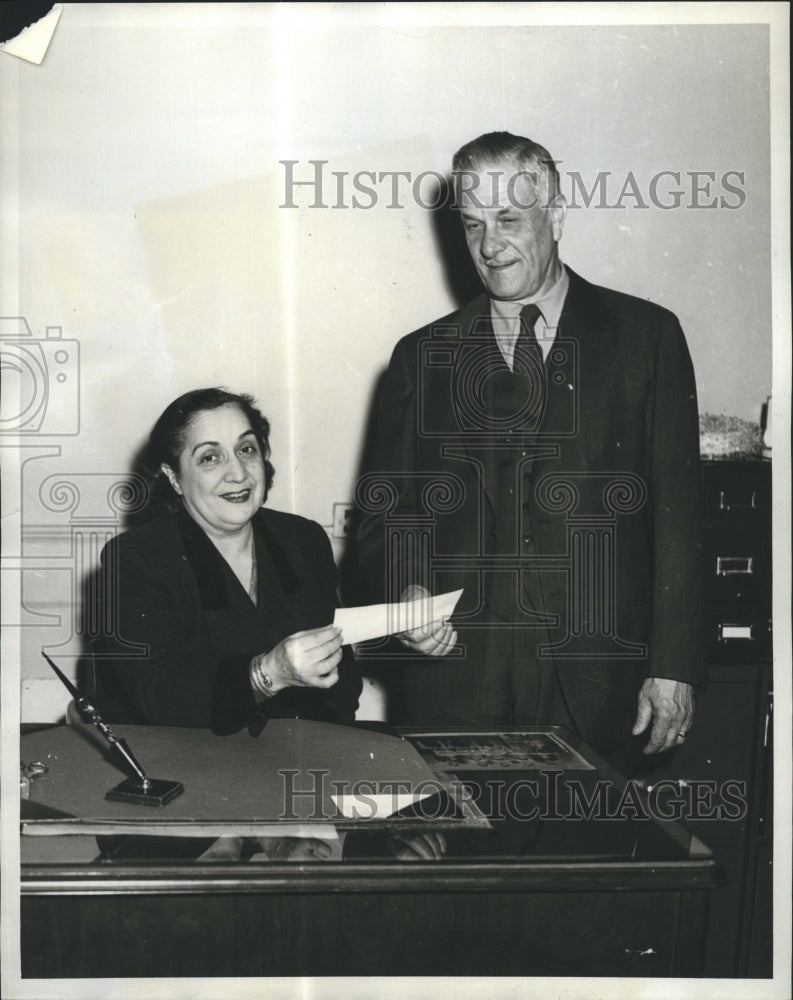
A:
[20,723,721,978]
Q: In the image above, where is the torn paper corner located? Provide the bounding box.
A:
[1,4,63,66]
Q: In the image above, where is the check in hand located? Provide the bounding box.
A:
[257,625,344,692]
[396,585,458,657]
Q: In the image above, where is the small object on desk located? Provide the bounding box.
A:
[105,776,185,807]
[20,760,49,799]
[40,651,184,807]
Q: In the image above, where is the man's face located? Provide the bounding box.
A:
[458,159,567,301]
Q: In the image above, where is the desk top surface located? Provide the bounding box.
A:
[20,721,721,894]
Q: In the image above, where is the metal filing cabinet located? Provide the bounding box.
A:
[639,458,772,978]
[701,458,772,665]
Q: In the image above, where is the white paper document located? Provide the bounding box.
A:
[333,589,463,646]
[331,790,433,820]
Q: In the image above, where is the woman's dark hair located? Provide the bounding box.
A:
[144,387,275,510]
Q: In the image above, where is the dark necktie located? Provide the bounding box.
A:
[514,303,546,428]
[515,302,544,375]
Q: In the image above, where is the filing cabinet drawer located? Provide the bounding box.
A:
[703,531,768,602]
[701,459,770,528]
[703,600,771,663]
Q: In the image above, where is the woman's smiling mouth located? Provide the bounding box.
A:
[219,489,252,502]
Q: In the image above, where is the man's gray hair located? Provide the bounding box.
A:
[452,131,560,206]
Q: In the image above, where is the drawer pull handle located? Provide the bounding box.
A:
[718,624,753,640]
[719,490,758,511]
[716,556,753,576]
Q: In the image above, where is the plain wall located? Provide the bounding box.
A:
[1,6,773,715]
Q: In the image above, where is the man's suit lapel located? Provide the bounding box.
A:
[429,291,493,435]
[559,267,618,416]
[538,266,619,474]
[423,294,500,518]
[525,268,621,613]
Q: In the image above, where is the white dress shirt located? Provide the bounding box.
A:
[489,265,570,371]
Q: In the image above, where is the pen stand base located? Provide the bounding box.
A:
[105,777,184,807]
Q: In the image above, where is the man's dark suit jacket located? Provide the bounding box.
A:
[356,267,705,753]
[93,507,361,734]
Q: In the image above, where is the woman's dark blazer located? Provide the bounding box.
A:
[92,507,362,734]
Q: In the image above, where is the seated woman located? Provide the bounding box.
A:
[92,387,362,734]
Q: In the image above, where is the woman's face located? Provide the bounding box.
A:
[163,404,266,537]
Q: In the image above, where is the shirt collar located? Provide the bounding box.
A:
[489,263,569,331]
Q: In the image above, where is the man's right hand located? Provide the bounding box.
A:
[397,585,458,657]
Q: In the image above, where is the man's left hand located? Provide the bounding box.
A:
[397,584,458,657]
[632,677,695,754]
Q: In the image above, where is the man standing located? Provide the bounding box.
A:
[355,132,704,763]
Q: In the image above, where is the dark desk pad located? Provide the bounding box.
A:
[21,718,457,831]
